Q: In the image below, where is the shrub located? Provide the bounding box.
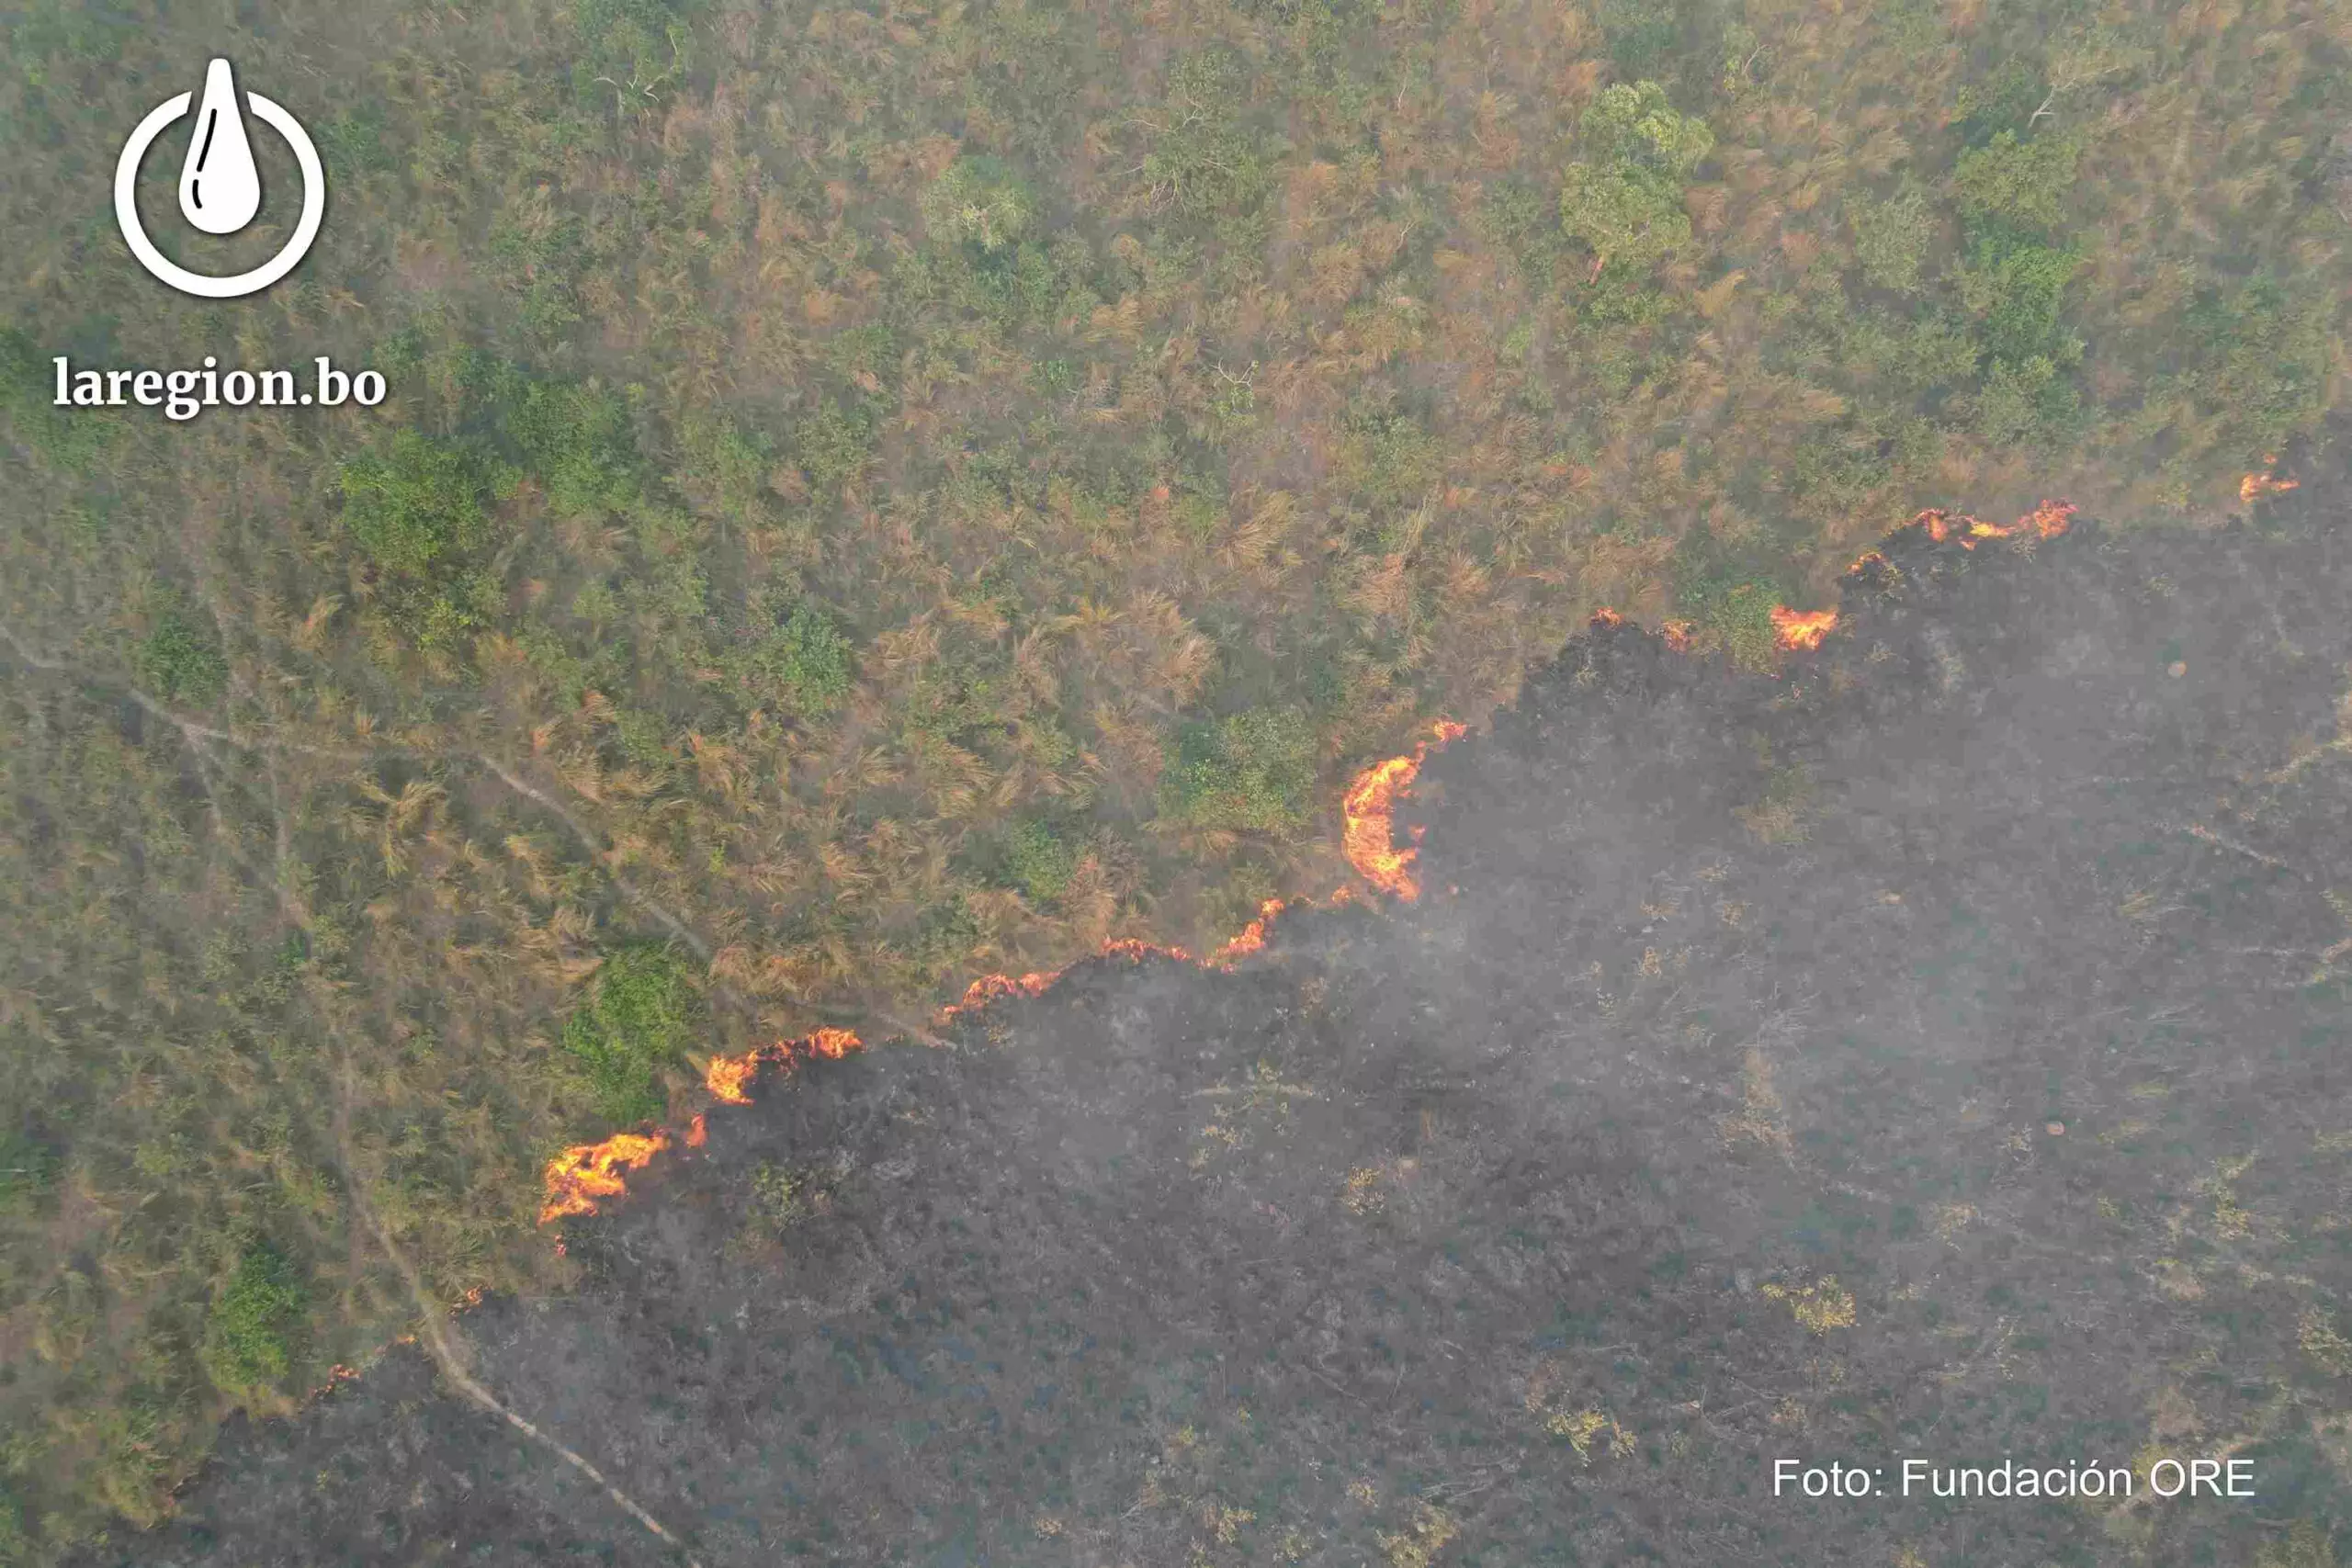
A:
[2173,277,2335,457]
[1677,575,1783,673]
[560,945,704,1128]
[1974,354,2084,451]
[0,1126,59,1216]
[795,400,875,492]
[339,430,499,577]
[1954,230,2085,363]
[1953,60,2048,146]
[1159,708,1317,832]
[1953,130,2082,233]
[498,379,641,518]
[1850,185,1936,293]
[202,1243,305,1397]
[1001,818,1078,902]
[573,0,685,93]
[921,156,1035,253]
[136,612,228,704]
[1143,51,1272,220]
[729,601,854,714]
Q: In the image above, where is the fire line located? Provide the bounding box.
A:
[536,501,2072,1229]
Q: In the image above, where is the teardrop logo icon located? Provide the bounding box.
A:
[115,58,325,299]
[179,60,264,236]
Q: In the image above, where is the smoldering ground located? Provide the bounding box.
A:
[82,501,2352,1568]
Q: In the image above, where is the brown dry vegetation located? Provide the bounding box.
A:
[0,0,2345,1556]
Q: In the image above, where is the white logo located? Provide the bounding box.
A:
[115,59,324,299]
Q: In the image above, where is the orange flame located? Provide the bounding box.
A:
[538,494,2080,1232]
[936,942,1196,1025]
[1770,605,1838,652]
[1342,720,1469,901]
[540,1028,871,1224]
[2241,457,2299,503]
[933,726,1464,1024]
[1210,898,1287,966]
[804,1025,864,1060]
[705,1052,757,1105]
[941,968,1060,1020]
[538,1129,673,1224]
[1915,501,2075,550]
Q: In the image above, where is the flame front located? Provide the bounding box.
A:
[536,497,2083,1234]
[940,968,1059,1021]
[542,1029,870,1225]
[1210,898,1287,966]
[2242,457,2299,502]
[1342,720,1469,900]
[1917,500,2075,550]
[538,1130,673,1224]
[1770,605,1838,651]
[705,1052,757,1105]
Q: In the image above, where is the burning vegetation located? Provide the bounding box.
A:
[537,726,1478,1226]
[537,1131,674,1225]
[1769,606,1839,652]
[1341,720,1471,900]
[539,1030,867,1223]
[536,502,2076,1232]
[1917,499,2077,549]
[2242,456,2300,502]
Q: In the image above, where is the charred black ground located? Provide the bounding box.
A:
[81,507,2352,1568]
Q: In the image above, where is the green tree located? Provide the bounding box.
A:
[1559,82,1713,274]
[1953,130,2082,232]
[1577,80,1717,175]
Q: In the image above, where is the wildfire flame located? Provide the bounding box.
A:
[705,1052,756,1106]
[538,1129,673,1224]
[1210,898,1286,966]
[541,1028,869,1224]
[536,495,2086,1234]
[936,942,1196,1026]
[1916,500,2075,550]
[2241,457,2299,503]
[1342,720,1470,900]
[1770,605,1838,651]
